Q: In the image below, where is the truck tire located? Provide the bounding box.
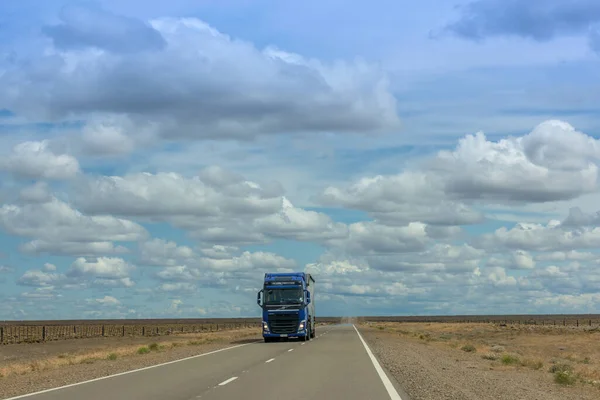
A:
[264,337,273,343]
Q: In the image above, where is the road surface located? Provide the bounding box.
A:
[5,324,408,400]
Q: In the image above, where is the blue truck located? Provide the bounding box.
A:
[257,272,315,342]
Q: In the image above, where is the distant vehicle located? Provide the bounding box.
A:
[257,272,315,342]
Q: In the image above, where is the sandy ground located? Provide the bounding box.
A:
[361,323,600,400]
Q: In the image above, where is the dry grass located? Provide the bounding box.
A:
[363,322,600,388]
[0,328,258,379]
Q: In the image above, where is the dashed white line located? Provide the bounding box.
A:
[3,341,259,400]
[353,325,403,400]
[301,343,306,345]
[288,348,294,352]
[265,358,275,363]
[218,377,238,386]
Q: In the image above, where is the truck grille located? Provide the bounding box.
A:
[268,313,299,334]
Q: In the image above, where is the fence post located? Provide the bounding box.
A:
[42,326,46,341]
[1,326,3,344]
[122,325,125,336]
[102,325,105,337]
[142,327,145,336]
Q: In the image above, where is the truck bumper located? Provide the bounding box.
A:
[263,331,306,338]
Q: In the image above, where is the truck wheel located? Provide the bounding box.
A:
[306,323,311,341]
[310,327,315,338]
[264,337,272,343]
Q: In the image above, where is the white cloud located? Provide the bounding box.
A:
[67,257,134,279]
[18,269,63,287]
[80,116,136,155]
[319,120,600,224]
[75,167,348,246]
[19,182,52,203]
[435,120,600,203]
[253,197,348,241]
[199,245,239,259]
[139,238,196,266]
[510,250,536,270]
[21,240,130,256]
[158,282,197,293]
[93,295,121,306]
[200,251,296,272]
[2,10,400,141]
[475,220,600,252]
[535,250,598,261]
[0,140,80,180]
[326,221,431,255]
[0,197,147,256]
[318,171,484,226]
[75,168,282,218]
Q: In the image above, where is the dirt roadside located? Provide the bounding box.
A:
[360,325,599,400]
[0,328,261,399]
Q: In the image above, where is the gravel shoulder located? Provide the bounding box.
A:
[0,328,261,399]
[360,326,599,400]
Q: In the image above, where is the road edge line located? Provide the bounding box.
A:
[353,324,403,400]
[4,340,261,400]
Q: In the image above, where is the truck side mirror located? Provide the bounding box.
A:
[257,290,263,306]
[305,290,311,304]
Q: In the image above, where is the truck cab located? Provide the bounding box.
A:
[257,272,315,343]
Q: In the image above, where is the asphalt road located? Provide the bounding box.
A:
[5,324,408,400]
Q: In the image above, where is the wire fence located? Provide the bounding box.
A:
[0,321,261,345]
[0,317,342,345]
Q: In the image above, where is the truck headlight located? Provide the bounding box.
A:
[298,321,305,330]
[262,321,269,331]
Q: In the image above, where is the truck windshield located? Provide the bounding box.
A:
[264,287,303,304]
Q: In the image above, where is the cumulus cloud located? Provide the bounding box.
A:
[561,207,600,227]
[139,238,196,266]
[0,140,80,180]
[75,167,282,218]
[326,221,431,255]
[91,296,121,306]
[80,115,137,155]
[0,197,146,256]
[320,121,600,226]
[19,182,52,203]
[434,120,600,203]
[318,171,484,226]
[1,11,399,141]
[199,245,239,260]
[18,268,63,287]
[474,211,600,252]
[253,197,348,241]
[43,3,166,54]
[147,245,296,295]
[75,167,348,246]
[66,256,134,280]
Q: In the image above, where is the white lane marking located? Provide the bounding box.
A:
[301,343,306,346]
[266,358,275,363]
[288,348,294,352]
[4,341,261,400]
[218,377,238,386]
[353,325,403,400]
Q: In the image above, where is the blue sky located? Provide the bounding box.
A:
[1,0,600,319]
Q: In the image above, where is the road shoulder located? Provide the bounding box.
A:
[359,326,598,400]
